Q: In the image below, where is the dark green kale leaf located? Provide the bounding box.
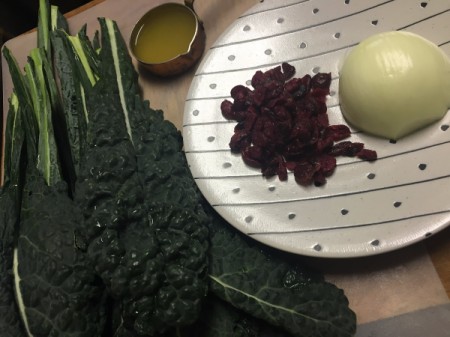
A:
[0,183,26,337]
[73,18,209,335]
[15,172,107,337]
[0,96,26,337]
[130,100,210,333]
[74,71,165,336]
[206,207,357,337]
[51,29,89,185]
[73,18,170,336]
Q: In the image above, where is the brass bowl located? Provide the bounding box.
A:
[129,1,205,77]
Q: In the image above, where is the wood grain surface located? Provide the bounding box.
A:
[2,0,448,322]
[427,226,450,297]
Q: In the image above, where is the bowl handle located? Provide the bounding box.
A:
[185,0,195,11]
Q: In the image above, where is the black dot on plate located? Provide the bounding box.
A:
[299,42,307,49]
[371,239,380,246]
[393,201,402,208]
[389,139,397,144]
[341,209,349,215]
[334,32,341,39]
[418,163,427,170]
[313,244,322,251]
[371,20,378,26]
[425,232,432,237]
[345,0,350,4]
[288,213,296,220]
[367,173,376,180]
[420,2,428,8]
[441,124,449,131]
[313,8,319,14]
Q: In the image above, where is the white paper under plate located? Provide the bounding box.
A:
[182,0,450,257]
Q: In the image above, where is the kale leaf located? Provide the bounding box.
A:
[74,65,165,336]
[73,18,185,336]
[71,18,209,336]
[0,183,26,337]
[0,97,26,337]
[130,91,210,335]
[15,172,107,337]
[206,208,357,337]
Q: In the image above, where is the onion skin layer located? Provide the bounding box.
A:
[339,31,450,140]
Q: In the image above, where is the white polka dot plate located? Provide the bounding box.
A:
[182,0,450,257]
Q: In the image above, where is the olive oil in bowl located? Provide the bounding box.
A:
[130,3,198,65]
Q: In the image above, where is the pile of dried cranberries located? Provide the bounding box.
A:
[221,62,377,186]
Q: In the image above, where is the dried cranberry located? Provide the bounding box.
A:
[229,130,250,152]
[231,85,250,100]
[316,136,334,153]
[316,113,329,128]
[285,78,300,94]
[251,70,266,89]
[262,156,286,180]
[221,100,235,120]
[282,62,296,80]
[277,161,288,181]
[292,75,311,99]
[243,114,256,133]
[290,119,313,142]
[266,65,285,83]
[314,99,328,115]
[313,171,327,186]
[284,139,307,157]
[329,141,363,157]
[241,146,264,167]
[311,72,331,89]
[294,160,318,186]
[357,149,378,161]
[264,81,284,101]
[316,154,336,176]
[273,105,290,122]
[296,96,320,116]
[323,124,351,141]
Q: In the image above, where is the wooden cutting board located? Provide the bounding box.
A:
[2,0,449,328]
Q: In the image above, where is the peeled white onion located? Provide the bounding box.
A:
[339,31,450,140]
